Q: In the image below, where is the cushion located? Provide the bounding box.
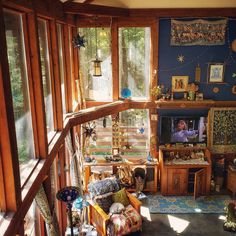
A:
[88,177,120,197]
[110,205,142,235]
[112,188,129,207]
[109,202,125,214]
[94,192,113,213]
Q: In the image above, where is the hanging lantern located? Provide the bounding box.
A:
[93,57,102,76]
[93,26,102,77]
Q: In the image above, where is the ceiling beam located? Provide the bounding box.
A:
[83,0,95,4]
[63,2,129,17]
[129,8,236,17]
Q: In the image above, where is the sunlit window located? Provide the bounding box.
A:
[120,109,150,158]
[79,27,112,101]
[57,24,66,115]
[119,27,151,100]
[38,19,55,138]
[4,10,35,183]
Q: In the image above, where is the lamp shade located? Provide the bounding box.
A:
[93,58,102,77]
[56,186,80,203]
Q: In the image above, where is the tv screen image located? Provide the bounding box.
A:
[160,116,207,144]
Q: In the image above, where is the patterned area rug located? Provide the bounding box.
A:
[147,195,231,213]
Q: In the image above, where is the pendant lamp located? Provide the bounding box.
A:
[93,27,102,76]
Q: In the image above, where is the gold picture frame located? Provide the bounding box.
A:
[208,63,225,83]
[172,76,189,92]
[208,107,236,153]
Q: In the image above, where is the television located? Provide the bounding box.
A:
[160,116,207,144]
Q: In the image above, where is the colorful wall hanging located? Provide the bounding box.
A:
[171,19,227,46]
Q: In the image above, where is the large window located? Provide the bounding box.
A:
[4,10,35,182]
[38,19,55,138]
[119,27,151,100]
[79,27,112,101]
[57,24,66,115]
[120,109,150,158]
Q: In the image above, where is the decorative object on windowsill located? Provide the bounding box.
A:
[93,26,102,76]
[146,152,153,162]
[187,83,199,101]
[121,88,132,99]
[151,85,162,99]
[73,34,86,49]
[57,186,81,236]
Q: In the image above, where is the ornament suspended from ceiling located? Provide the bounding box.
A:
[177,54,185,63]
[73,34,86,49]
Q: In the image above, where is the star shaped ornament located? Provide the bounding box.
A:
[232,73,236,78]
[73,34,86,49]
[177,55,185,63]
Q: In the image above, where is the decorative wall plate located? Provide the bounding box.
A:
[212,87,219,93]
[231,39,236,52]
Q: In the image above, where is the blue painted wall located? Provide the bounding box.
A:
[158,18,236,101]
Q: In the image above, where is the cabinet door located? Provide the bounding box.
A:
[167,169,188,195]
[194,169,205,199]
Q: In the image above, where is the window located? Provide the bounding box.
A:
[87,116,112,157]
[4,10,35,183]
[57,24,66,115]
[119,27,151,100]
[79,27,112,101]
[38,19,55,138]
[120,109,150,158]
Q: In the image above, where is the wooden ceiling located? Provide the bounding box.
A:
[62,0,236,8]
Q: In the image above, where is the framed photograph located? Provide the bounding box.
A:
[208,63,225,83]
[232,85,236,94]
[172,76,189,92]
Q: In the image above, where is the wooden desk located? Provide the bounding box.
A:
[84,160,159,193]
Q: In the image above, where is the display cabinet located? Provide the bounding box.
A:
[159,146,211,198]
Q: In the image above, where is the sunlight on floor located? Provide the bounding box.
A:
[167,215,190,234]
[218,215,226,221]
[141,206,152,222]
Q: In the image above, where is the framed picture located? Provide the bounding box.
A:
[172,76,189,92]
[112,148,119,156]
[208,63,225,83]
[232,85,236,94]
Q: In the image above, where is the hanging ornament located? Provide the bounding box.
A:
[73,34,86,49]
[121,88,132,99]
[232,73,236,78]
[103,117,107,128]
[177,54,185,63]
[137,127,145,134]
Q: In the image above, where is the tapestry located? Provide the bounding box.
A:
[171,19,227,46]
[147,195,231,213]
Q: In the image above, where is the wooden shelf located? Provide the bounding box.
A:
[155,99,214,109]
[159,145,207,151]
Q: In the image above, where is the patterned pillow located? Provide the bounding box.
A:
[112,188,129,207]
[109,202,125,214]
[94,192,113,213]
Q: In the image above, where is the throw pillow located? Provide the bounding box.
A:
[112,188,129,207]
[94,192,113,213]
[109,202,125,214]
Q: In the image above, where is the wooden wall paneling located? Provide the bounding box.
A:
[63,24,73,112]
[0,0,22,212]
[111,18,119,100]
[27,13,48,158]
[72,27,80,110]
[2,0,33,12]
[49,20,63,130]
[21,12,40,157]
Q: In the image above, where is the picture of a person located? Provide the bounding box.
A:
[171,120,198,142]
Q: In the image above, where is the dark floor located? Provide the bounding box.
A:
[130,190,235,236]
[131,213,234,236]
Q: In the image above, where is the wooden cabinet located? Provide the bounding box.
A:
[227,168,236,196]
[159,146,211,198]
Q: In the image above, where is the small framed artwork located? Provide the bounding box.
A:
[172,76,189,92]
[196,93,204,101]
[112,148,119,156]
[208,63,225,83]
[232,85,236,94]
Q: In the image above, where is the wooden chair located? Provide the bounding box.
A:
[89,191,142,236]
